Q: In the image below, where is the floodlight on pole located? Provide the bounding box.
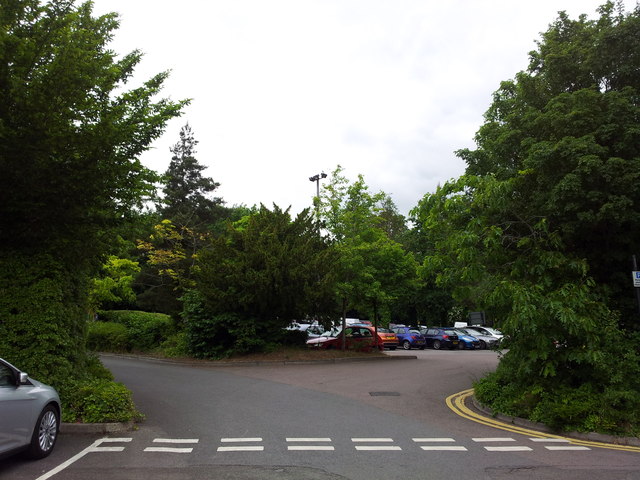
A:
[309,172,327,200]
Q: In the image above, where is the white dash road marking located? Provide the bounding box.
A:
[288,446,335,451]
[220,437,263,442]
[355,446,402,451]
[286,438,334,451]
[473,437,516,442]
[412,438,456,442]
[35,438,132,480]
[153,438,199,444]
[529,438,570,443]
[286,438,332,442]
[545,446,591,451]
[351,438,394,442]
[144,447,193,453]
[217,446,265,452]
[485,446,533,452]
[420,446,468,451]
[90,447,125,452]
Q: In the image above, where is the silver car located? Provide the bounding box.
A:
[0,358,61,459]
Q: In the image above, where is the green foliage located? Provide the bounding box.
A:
[60,379,141,424]
[159,124,224,227]
[181,290,262,358]
[0,0,188,262]
[191,205,337,356]
[0,253,88,387]
[414,3,640,435]
[98,310,174,351]
[0,0,187,424]
[87,322,131,352]
[89,256,140,311]
[458,3,640,325]
[159,332,190,358]
[319,167,418,324]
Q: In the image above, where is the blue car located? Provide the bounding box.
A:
[419,327,460,350]
[391,326,426,350]
[453,329,481,349]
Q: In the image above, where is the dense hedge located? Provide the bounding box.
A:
[61,378,142,423]
[87,322,130,352]
[474,331,640,437]
[0,253,88,387]
[95,310,174,351]
[0,254,141,423]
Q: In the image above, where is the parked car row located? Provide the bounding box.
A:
[305,323,503,352]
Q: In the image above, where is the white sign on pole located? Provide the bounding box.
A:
[633,271,640,287]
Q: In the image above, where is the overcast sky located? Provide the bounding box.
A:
[92,0,611,216]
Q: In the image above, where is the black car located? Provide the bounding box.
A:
[419,327,459,350]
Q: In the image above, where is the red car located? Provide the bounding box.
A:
[306,325,383,352]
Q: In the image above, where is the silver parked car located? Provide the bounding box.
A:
[0,358,61,459]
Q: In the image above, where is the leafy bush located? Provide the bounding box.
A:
[98,310,174,351]
[182,291,271,358]
[60,378,142,423]
[474,332,640,437]
[87,322,130,352]
[0,253,88,388]
[159,332,189,358]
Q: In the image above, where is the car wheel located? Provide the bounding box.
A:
[402,340,411,350]
[433,340,441,350]
[28,404,59,459]
[479,340,486,349]
[458,342,464,350]
[389,346,397,350]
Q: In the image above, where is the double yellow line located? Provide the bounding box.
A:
[446,389,640,453]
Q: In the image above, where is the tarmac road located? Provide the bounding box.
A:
[2,349,639,480]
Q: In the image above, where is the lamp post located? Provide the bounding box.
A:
[309,172,327,200]
[309,172,327,213]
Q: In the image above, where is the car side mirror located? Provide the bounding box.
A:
[18,372,29,386]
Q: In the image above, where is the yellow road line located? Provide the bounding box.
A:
[446,389,640,453]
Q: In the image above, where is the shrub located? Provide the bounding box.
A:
[87,321,130,352]
[0,253,88,388]
[279,329,308,346]
[60,378,142,423]
[98,310,174,351]
[159,332,189,358]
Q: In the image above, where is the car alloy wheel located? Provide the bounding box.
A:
[402,340,411,350]
[29,405,59,458]
[433,340,441,350]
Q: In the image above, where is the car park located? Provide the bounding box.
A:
[453,329,481,349]
[391,326,426,350]
[420,327,460,350]
[0,358,61,460]
[306,325,383,351]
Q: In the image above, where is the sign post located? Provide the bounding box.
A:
[633,255,640,314]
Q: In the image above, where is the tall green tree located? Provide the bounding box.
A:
[159,123,224,228]
[0,0,187,383]
[186,205,338,356]
[320,167,417,327]
[413,2,640,434]
[459,1,640,326]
